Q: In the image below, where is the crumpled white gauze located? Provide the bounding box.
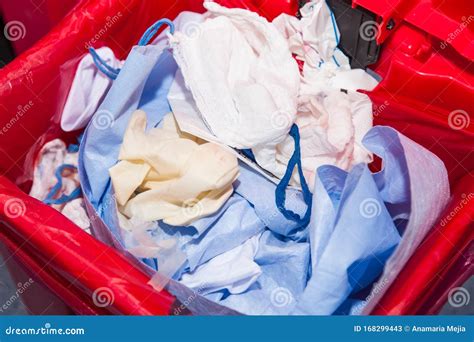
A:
[277,90,374,187]
[272,0,379,186]
[61,198,92,232]
[109,110,240,227]
[30,139,70,200]
[61,47,124,132]
[29,139,91,232]
[170,1,300,176]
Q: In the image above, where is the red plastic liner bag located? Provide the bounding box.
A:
[0,0,472,315]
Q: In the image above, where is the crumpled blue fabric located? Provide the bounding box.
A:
[292,126,411,315]
[79,46,177,212]
[199,126,428,315]
[78,43,266,274]
[236,164,309,241]
[180,235,261,296]
[80,12,204,213]
[209,230,310,315]
[78,15,309,282]
[116,172,307,278]
[150,193,266,273]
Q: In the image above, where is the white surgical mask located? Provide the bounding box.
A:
[169,1,300,150]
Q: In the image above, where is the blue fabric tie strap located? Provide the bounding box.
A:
[44,164,82,206]
[275,124,313,228]
[139,18,175,46]
[68,143,80,153]
[89,19,175,83]
[89,47,121,80]
[240,149,256,162]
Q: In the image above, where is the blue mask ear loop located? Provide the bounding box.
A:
[138,18,175,46]
[44,164,82,206]
[89,47,121,80]
[275,124,313,228]
[88,18,175,80]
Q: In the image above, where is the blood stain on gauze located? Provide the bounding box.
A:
[109,110,240,227]
[270,0,377,187]
[169,1,300,151]
[277,90,373,187]
[29,139,91,232]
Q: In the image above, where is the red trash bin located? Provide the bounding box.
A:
[0,0,472,315]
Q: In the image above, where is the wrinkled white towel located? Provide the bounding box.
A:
[170,1,300,179]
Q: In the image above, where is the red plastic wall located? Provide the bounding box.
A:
[0,0,471,315]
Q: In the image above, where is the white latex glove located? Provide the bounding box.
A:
[109,110,240,226]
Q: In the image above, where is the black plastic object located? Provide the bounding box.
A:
[299,0,381,69]
[0,17,15,68]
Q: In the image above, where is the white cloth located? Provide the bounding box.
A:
[170,1,300,159]
[169,1,378,186]
[30,139,69,200]
[29,139,91,232]
[180,235,261,295]
[61,47,123,132]
[272,0,379,186]
[273,0,378,91]
[278,90,374,187]
[109,110,240,227]
[273,0,345,68]
[62,199,92,232]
